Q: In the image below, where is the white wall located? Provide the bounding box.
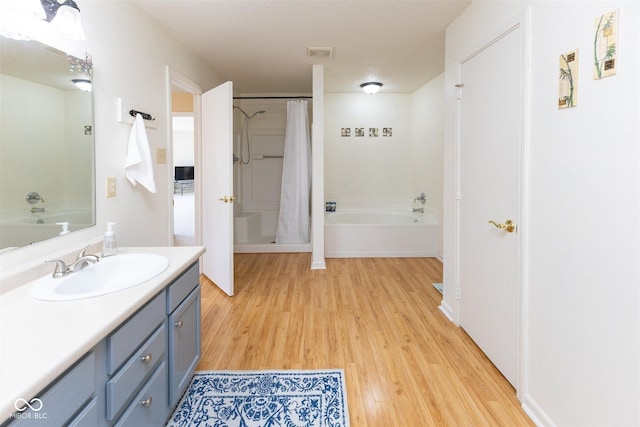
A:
[1,1,222,269]
[325,93,413,205]
[172,116,194,167]
[63,90,94,207]
[443,2,639,425]
[234,99,288,213]
[1,75,64,212]
[0,76,93,227]
[412,73,444,258]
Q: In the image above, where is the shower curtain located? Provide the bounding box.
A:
[275,100,311,244]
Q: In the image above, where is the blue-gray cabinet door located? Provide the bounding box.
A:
[168,286,201,408]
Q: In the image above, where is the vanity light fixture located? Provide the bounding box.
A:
[68,53,93,76]
[72,78,91,92]
[360,81,383,95]
[0,0,85,40]
[40,0,85,39]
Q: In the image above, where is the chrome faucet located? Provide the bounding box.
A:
[413,192,426,204]
[47,245,100,278]
[26,192,44,204]
[412,207,424,214]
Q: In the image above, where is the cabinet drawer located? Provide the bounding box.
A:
[106,324,166,421]
[168,286,201,408]
[67,397,97,427]
[166,262,199,314]
[114,362,168,427]
[107,292,165,374]
[8,352,95,426]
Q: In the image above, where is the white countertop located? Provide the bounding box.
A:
[0,246,205,423]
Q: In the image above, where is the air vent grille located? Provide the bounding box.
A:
[307,47,334,58]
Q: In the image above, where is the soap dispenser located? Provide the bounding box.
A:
[56,222,70,235]
[102,222,119,257]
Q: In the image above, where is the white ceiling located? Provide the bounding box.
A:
[132,0,470,94]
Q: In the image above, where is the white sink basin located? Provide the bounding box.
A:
[30,253,170,301]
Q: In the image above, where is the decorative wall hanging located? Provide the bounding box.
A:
[593,9,618,80]
[559,49,579,109]
[340,127,392,138]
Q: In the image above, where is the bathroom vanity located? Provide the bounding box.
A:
[0,246,205,426]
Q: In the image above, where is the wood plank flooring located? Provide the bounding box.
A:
[198,253,534,426]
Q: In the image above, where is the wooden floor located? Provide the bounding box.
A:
[198,253,534,426]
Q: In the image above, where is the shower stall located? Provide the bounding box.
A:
[232,97,312,253]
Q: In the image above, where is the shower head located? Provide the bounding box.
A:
[233,106,265,119]
[249,110,266,119]
[233,106,249,118]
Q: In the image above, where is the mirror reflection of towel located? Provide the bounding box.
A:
[125,113,156,193]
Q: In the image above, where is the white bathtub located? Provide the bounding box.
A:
[325,210,439,258]
[0,209,93,247]
[21,210,92,225]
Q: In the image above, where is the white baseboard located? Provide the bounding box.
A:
[439,301,454,321]
[521,393,555,427]
[311,260,326,270]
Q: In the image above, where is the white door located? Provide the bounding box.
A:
[201,81,234,296]
[458,25,523,387]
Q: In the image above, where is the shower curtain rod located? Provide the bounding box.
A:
[233,96,312,100]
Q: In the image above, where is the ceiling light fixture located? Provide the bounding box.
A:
[72,78,92,92]
[360,82,383,95]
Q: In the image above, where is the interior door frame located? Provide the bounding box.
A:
[166,67,203,247]
[451,8,531,399]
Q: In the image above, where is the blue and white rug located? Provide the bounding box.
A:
[166,370,350,427]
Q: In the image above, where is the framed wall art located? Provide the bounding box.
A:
[559,49,579,109]
[594,9,618,80]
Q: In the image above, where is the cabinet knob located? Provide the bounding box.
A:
[139,396,153,407]
[174,320,183,328]
[140,353,152,364]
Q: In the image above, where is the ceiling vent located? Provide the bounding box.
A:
[307,47,334,58]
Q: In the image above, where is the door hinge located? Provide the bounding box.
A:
[455,84,464,99]
[455,287,461,300]
[456,186,461,200]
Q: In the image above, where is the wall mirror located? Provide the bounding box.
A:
[0,36,95,251]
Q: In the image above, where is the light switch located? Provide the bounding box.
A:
[106,177,116,198]
[157,148,167,164]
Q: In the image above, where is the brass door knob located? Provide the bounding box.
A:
[488,219,516,233]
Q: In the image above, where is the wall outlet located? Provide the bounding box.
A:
[106,177,116,198]
[157,148,167,164]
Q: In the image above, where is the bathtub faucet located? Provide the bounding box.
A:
[413,207,424,214]
[414,192,426,205]
[26,191,44,204]
[31,207,46,213]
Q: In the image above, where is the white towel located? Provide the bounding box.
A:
[125,113,156,193]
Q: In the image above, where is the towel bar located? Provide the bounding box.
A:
[129,110,155,121]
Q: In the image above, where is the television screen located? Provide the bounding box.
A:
[175,166,194,181]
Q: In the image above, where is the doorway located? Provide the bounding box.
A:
[167,69,202,248]
[172,112,195,246]
[167,72,236,296]
[455,15,528,392]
